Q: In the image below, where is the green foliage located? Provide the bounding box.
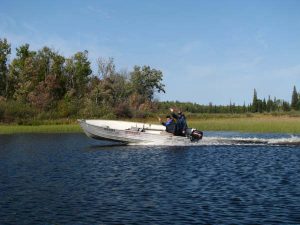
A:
[252,88,258,112]
[0,38,11,96]
[114,102,133,118]
[28,75,63,111]
[65,50,92,98]
[0,37,299,124]
[1,100,37,123]
[97,57,116,78]
[57,99,81,118]
[79,98,114,118]
[291,86,298,110]
[296,100,300,110]
[130,65,165,102]
[9,44,38,102]
[0,100,5,120]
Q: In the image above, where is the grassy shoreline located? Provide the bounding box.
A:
[189,117,300,134]
[1,115,300,134]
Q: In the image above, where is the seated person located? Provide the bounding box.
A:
[158,115,176,134]
[170,108,188,136]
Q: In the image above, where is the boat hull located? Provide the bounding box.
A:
[78,119,194,145]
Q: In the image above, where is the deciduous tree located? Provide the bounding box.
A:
[130,65,165,102]
[0,38,11,97]
[65,50,92,98]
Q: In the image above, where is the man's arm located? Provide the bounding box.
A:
[169,108,179,119]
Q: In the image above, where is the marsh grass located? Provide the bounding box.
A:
[126,115,300,133]
[189,116,300,133]
[1,114,300,134]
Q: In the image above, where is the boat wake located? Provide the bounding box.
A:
[129,135,300,146]
[201,136,300,146]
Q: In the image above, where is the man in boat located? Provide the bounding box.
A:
[159,110,203,140]
[158,115,177,134]
[170,108,188,136]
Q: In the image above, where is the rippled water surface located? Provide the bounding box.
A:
[1,133,300,224]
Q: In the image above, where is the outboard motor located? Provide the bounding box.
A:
[186,128,203,142]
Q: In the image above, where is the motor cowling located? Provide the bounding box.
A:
[186,128,203,142]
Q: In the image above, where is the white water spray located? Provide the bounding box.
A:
[129,135,300,146]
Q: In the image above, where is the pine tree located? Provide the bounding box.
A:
[291,85,298,110]
[266,95,273,112]
[243,102,246,113]
[252,89,258,112]
[262,98,267,112]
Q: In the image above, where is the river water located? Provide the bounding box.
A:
[1,133,300,224]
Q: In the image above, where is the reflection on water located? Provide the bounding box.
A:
[1,133,300,224]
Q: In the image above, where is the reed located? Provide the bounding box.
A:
[1,115,300,134]
[189,116,300,134]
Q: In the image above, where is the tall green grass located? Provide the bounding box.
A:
[189,117,300,133]
[1,115,300,134]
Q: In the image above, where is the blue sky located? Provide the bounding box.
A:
[1,0,300,105]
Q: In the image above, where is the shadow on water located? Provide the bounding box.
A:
[86,142,128,149]
[83,141,197,152]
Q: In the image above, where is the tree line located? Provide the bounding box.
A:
[250,87,300,113]
[0,38,165,123]
[0,37,299,124]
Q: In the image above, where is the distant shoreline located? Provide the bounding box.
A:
[1,115,300,134]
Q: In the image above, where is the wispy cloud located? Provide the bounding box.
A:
[228,56,265,72]
[184,65,218,79]
[0,14,121,72]
[178,55,264,80]
[0,13,16,30]
[86,5,113,19]
[22,22,39,35]
[268,64,300,79]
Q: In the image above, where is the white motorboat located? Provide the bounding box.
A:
[78,119,203,145]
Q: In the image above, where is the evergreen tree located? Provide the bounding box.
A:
[252,89,258,112]
[282,100,290,111]
[296,99,300,110]
[262,98,267,112]
[291,85,298,110]
[242,102,246,113]
[257,99,263,113]
[266,95,273,112]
